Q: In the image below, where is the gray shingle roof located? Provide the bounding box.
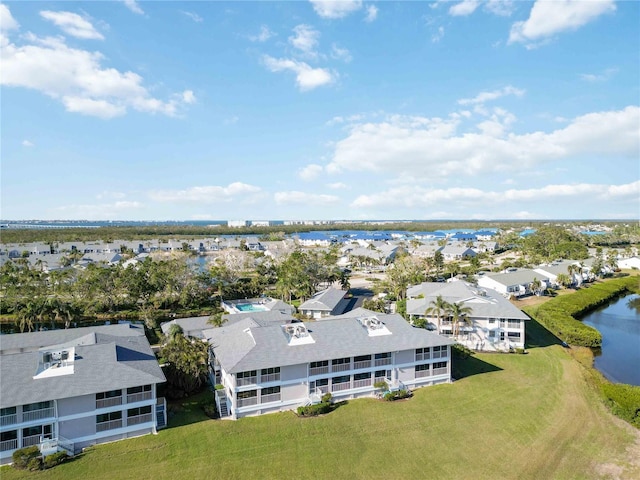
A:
[299,288,347,312]
[205,313,455,374]
[0,324,165,409]
[406,281,529,320]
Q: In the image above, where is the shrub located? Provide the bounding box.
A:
[321,392,332,404]
[601,383,640,428]
[297,402,332,417]
[12,446,40,470]
[383,389,412,401]
[27,456,43,471]
[202,401,217,418]
[43,451,68,469]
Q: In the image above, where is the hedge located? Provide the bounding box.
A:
[523,276,639,347]
[601,383,640,428]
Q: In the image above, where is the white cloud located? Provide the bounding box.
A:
[298,164,324,181]
[327,182,348,189]
[331,44,352,62]
[40,11,104,40]
[365,5,378,22]
[580,67,618,82]
[149,182,262,203]
[485,0,514,17]
[350,180,640,210]
[458,85,525,105]
[181,11,203,23]
[122,0,144,15]
[289,24,320,56]
[262,55,335,91]
[249,25,274,42]
[54,201,143,220]
[0,11,194,119]
[449,0,480,17]
[274,191,340,206]
[509,0,616,46]
[432,26,445,43]
[22,140,34,147]
[326,106,640,178]
[0,4,19,32]
[310,0,363,19]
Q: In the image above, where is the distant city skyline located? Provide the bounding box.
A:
[1,1,638,221]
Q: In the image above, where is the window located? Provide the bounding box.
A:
[331,357,350,365]
[237,370,257,379]
[96,390,122,400]
[311,378,329,390]
[332,375,350,384]
[127,406,152,417]
[354,355,370,362]
[310,361,328,368]
[237,390,258,407]
[23,401,52,412]
[416,348,430,361]
[375,353,391,359]
[374,370,388,379]
[236,370,257,386]
[1,407,16,417]
[489,318,496,324]
[261,386,280,396]
[127,385,151,395]
[261,367,280,375]
[260,367,280,383]
[507,332,521,339]
[260,386,281,403]
[22,425,52,438]
[354,372,370,381]
[500,332,505,341]
[97,411,122,423]
[508,320,520,329]
[237,390,257,400]
[415,364,429,372]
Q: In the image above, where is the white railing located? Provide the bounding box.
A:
[96,397,122,409]
[22,407,55,422]
[260,373,280,383]
[353,378,372,389]
[96,419,122,432]
[374,358,391,367]
[331,363,351,373]
[237,397,258,408]
[127,391,152,404]
[0,414,17,426]
[433,367,447,376]
[22,434,42,447]
[310,366,329,376]
[0,439,18,452]
[127,413,153,426]
[236,377,257,387]
[260,393,281,404]
[331,382,351,392]
[415,369,430,378]
[416,353,430,361]
[353,360,371,370]
[432,351,446,359]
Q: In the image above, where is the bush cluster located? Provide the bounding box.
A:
[601,383,640,428]
[43,451,68,469]
[297,393,333,417]
[12,446,68,471]
[523,277,638,347]
[383,389,412,401]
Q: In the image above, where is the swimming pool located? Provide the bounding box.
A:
[235,303,269,312]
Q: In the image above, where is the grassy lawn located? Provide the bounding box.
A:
[3,324,639,479]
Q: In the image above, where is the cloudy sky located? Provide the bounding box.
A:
[1,0,638,221]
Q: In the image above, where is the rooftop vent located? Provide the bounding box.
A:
[282,323,315,346]
[358,316,392,336]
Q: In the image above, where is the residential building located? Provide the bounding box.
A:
[298,287,350,319]
[0,324,166,465]
[477,269,551,298]
[406,281,530,351]
[204,311,455,419]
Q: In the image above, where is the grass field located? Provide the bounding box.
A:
[3,320,639,480]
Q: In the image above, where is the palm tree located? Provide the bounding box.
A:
[425,295,451,333]
[556,273,571,289]
[449,301,473,338]
[529,277,542,296]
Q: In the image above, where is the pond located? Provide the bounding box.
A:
[581,293,640,386]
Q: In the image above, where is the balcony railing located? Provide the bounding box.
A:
[331,382,351,393]
[260,373,280,383]
[96,397,122,409]
[22,407,55,422]
[0,439,18,452]
[433,367,447,376]
[353,360,371,370]
[127,391,152,404]
[22,434,42,447]
[260,393,281,404]
[374,358,391,367]
[0,414,17,426]
[237,397,258,408]
[309,366,329,376]
[415,353,431,361]
[236,377,257,387]
[353,378,372,389]
[415,369,431,378]
[331,363,351,373]
[432,351,446,359]
[96,419,123,432]
[127,413,153,426]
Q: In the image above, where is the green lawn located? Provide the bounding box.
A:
[3,323,639,480]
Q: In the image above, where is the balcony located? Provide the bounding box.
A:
[22,434,42,447]
[127,391,152,404]
[353,378,372,389]
[22,407,55,422]
[309,366,329,376]
[331,363,351,373]
[374,358,391,367]
[353,360,371,370]
[96,397,122,409]
[0,438,18,452]
[96,419,123,432]
[331,382,351,393]
[237,397,258,408]
[433,367,447,376]
[260,373,280,383]
[0,414,17,427]
[415,369,431,378]
[236,377,257,387]
[127,413,153,426]
[260,393,281,404]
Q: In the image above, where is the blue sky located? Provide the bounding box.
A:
[1,0,638,221]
